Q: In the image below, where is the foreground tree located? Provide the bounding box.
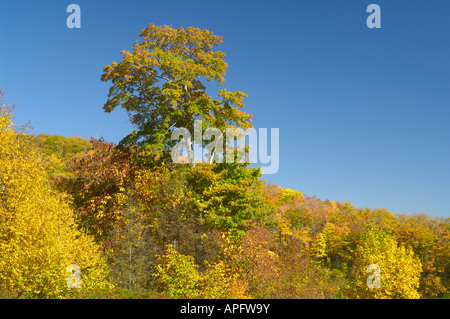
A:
[0,102,112,298]
[153,244,246,298]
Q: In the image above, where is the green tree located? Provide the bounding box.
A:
[186,163,265,239]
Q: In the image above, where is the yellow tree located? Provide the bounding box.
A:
[153,244,247,298]
[0,104,112,298]
[395,213,449,297]
[343,227,422,299]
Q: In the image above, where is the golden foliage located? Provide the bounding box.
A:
[0,108,112,298]
[343,227,422,299]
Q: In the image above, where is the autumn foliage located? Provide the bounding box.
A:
[0,24,449,299]
[0,99,111,298]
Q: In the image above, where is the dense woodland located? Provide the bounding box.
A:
[0,24,449,299]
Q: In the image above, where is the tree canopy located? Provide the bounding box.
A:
[101,24,252,165]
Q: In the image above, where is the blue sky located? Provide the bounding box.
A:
[1,1,450,218]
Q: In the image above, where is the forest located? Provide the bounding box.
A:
[0,24,448,299]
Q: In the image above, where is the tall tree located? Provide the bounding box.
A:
[101,24,253,165]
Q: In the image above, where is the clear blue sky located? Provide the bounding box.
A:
[1,1,450,218]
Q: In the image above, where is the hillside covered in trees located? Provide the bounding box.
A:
[0,24,448,299]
